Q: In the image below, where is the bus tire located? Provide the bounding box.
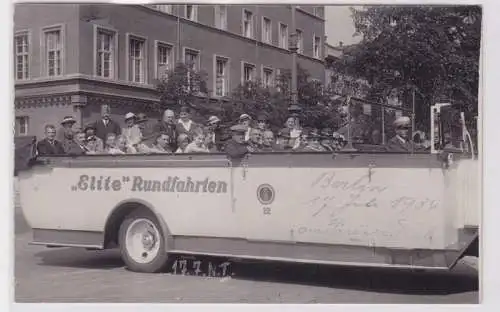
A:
[118,209,169,273]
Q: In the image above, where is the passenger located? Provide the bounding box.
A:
[104,133,125,155]
[122,112,143,148]
[261,130,276,152]
[66,130,89,155]
[176,106,199,140]
[238,113,253,142]
[275,128,292,150]
[293,129,310,151]
[136,113,155,146]
[332,132,346,151]
[385,116,414,152]
[175,133,190,153]
[57,116,76,153]
[320,128,334,151]
[84,124,104,153]
[148,133,173,154]
[205,115,224,152]
[285,116,302,148]
[224,124,250,158]
[153,109,178,151]
[256,115,269,131]
[185,130,210,153]
[247,128,262,152]
[370,129,382,145]
[302,129,327,152]
[36,124,65,156]
[93,104,121,142]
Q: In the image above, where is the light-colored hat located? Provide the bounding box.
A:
[393,116,411,129]
[230,124,248,133]
[208,116,221,125]
[61,116,76,125]
[164,109,175,117]
[239,113,252,121]
[125,112,136,120]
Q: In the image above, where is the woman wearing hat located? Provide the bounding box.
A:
[57,116,77,153]
[121,112,142,153]
[385,116,414,152]
[302,129,327,152]
[204,115,223,152]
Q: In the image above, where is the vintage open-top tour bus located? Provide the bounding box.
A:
[16,101,480,273]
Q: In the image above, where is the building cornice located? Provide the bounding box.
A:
[296,7,325,22]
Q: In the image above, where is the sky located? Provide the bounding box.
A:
[324,6,363,47]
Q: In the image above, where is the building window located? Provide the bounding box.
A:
[262,67,274,88]
[95,28,115,78]
[15,116,29,136]
[279,23,288,49]
[214,56,229,97]
[152,4,172,13]
[296,29,303,54]
[128,36,146,83]
[14,33,29,80]
[243,10,253,39]
[313,35,321,58]
[184,48,200,71]
[262,17,272,44]
[186,5,198,21]
[44,29,62,77]
[242,62,256,83]
[156,42,173,80]
[215,5,227,30]
[184,48,200,89]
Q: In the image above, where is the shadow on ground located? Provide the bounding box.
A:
[33,246,478,296]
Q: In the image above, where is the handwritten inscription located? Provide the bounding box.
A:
[171,258,232,277]
[70,174,228,194]
[298,170,442,243]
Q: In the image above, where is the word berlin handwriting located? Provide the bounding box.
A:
[71,174,228,194]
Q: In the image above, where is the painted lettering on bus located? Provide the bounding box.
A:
[70,174,228,194]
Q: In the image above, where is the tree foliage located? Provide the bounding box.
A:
[332,5,482,126]
[156,63,341,130]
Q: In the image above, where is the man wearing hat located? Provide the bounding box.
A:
[224,124,251,158]
[153,109,178,151]
[135,112,157,147]
[92,104,121,142]
[386,116,414,152]
[57,116,76,153]
[84,124,104,153]
[205,115,227,152]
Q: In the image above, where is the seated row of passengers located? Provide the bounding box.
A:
[36,102,423,157]
[36,103,353,156]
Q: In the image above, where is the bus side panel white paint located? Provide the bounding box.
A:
[237,166,456,250]
[20,166,239,238]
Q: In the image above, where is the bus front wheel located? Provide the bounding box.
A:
[118,208,169,273]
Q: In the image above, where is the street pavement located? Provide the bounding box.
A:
[14,203,479,303]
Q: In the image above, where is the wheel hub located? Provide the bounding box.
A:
[142,232,156,250]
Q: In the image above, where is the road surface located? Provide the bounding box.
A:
[14,202,479,303]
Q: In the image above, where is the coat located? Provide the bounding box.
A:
[176,120,199,139]
[122,125,143,146]
[385,135,414,152]
[93,119,122,142]
[224,139,249,158]
[36,138,65,156]
[66,141,88,156]
[153,121,178,150]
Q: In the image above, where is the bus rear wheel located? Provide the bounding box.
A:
[118,209,169,273]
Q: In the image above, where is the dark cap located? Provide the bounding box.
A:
[230,124,247,134]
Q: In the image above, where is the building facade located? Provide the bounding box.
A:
[14,3,326,139]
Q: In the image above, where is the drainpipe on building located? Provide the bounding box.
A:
[176,5,181,63]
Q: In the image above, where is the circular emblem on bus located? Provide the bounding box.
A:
[257,184,275,205]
